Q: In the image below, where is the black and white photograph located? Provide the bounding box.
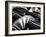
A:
[12,7,41,30]
[5,1,45,36]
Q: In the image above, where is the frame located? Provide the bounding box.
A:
[5,1,45,36]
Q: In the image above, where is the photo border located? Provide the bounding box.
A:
[5,1,45,36]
